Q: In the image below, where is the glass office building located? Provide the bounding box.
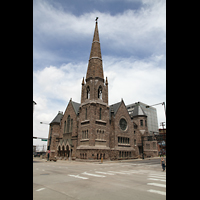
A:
[126,101,159,135]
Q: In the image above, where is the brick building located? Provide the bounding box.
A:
[47,21,158,160]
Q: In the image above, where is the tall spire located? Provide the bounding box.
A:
[86,19,104,81]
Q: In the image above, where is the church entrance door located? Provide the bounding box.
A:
[66,145,70,158]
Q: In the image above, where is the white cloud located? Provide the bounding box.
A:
[33,54,166,146]
[33,0,166,57]
[103,55,165,105]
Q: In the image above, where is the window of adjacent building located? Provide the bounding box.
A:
[140,120,143,126]
[134,139,136,146]
[145,120,147,127]
[85,108,87,120]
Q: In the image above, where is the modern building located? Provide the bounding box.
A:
[126,102,159,135]
[46,20,158,160]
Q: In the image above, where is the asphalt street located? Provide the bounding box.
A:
[33,157,166,200]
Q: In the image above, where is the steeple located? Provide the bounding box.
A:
[81,19,108,105]
[86,19,104,81]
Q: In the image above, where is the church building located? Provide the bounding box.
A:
[46,20,158,160]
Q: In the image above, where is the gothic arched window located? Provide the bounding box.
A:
[99,108,102,120]
[87,86,90,99]
[64,121,66,133]
[67,115,70,133]
[98,86,102,99]
[70,119,73,132]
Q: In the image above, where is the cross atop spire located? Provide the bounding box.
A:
[95,17,98,22]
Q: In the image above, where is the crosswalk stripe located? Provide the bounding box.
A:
[122,170,144,174]
[147,183,166,188]
[108,171,128,174]
[82,172,106,177]
[149,174,166,177]
[36,188,45,192]
[149,175,166,179]
[147,189,166,196]
[95,171,114,175]
[68,175,88,180]
[148,178,166,182]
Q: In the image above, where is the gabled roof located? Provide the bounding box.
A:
[128,104,147,118]
[50,111,63,125]
[109,101,121,117]
[71,101,80,115]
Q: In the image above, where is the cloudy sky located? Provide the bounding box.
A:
[33,0,166,149]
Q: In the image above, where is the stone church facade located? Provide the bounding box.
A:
[46,21,158,160]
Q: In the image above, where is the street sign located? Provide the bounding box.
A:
[41,139,47,141]
[48,150,51,153]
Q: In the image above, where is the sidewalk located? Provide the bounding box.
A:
[33,156,164,164]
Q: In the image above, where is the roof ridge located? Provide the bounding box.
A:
[50,111,63,124]
[71,100,80,115]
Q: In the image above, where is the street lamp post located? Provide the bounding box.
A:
[146,102,166,156]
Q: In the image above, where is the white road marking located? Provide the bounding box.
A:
[36,188,45,192]
[68,175,88,180]
[108,171,128,174]
[147,183,166,188]
[149,175,166,179]
[82,172,106,177]
[95,171,114,175]
[147,189,166,196]
[148,178,166,182]
[121,170,144,174]
[149,174,166,177]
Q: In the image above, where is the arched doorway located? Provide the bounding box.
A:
[62,146,65,157]
[66,145,70,158]
[58,146,61,156]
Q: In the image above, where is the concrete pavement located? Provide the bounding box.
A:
[33,157,166,200]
